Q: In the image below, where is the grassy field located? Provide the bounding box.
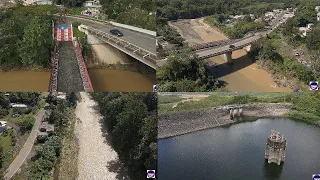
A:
[158,95,183,104]
[57,112,78,180]
[159,92,320,125]
[0,128,15,173]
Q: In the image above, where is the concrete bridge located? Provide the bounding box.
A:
[158,10,289,66]
[64,15,158,69]
[195,32,267,63]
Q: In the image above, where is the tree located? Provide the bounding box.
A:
[18,16,53,67]
[67,92,77,107]
[46,136,62,156]
[0,145,3,168]
[307,25,320,50]
[18,114,35,134]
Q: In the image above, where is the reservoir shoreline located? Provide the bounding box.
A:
[158,103,291,139]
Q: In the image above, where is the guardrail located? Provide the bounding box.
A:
[80,25,159,69]
[49,42,59,92]
[193,34,256,52]
[109,21,156,36]
[74,41,94,92]
[197,38,259,60]
[65,14,110,24]
[65,14,156,36]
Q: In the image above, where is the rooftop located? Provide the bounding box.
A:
[10,103,28,108]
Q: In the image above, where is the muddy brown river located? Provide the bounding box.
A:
[0,69,155,92]
[88,69,156,92]
[0,71,50,92]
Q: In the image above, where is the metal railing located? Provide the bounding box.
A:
[73,41,94,92]
[193,34,256,52]
[81,26,159,69]
[65,14,110,24]
[49,42,59,92]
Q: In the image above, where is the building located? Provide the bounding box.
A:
[307,23,314,29]
[39,121,54,136]
[83,0,102,16]
[283,13,295,19]
[315,6,320,12]
[299,25,313,37]
[264,130,286,165]
[0,121,7,134]
[56,92,67,100]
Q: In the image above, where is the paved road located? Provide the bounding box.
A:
[4,109,45,180]
[66,16,156,54]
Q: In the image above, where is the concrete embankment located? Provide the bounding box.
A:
[158,103,291,139]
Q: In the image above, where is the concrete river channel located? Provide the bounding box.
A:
[158,118,320,180]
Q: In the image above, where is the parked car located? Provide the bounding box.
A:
[12,113,20,118]
[110,29,123,37]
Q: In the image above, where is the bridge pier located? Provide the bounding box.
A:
[230,107,244,119]
[244,45,252,52]
[224,51,233,64]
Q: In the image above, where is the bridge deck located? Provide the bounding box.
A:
[66,16,156,54]
[57,41,84,92]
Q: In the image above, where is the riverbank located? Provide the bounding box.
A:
[158,103,291,139]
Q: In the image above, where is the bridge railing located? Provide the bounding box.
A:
[193,34,256,52]
[74,41,94,92]
[81,26,158,67]
[49,42,59,92]
[65,14,110,24]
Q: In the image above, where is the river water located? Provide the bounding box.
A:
[0,69,155,92]
[158,118,320,180]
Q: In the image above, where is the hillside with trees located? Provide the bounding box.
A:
[100,0,156,30]
[248,0,320,89]
[157,51,221,92]
[91,93,157,179]
[0,6,56,69]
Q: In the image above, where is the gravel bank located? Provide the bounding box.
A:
[158,103,291,139]
[75,92,124,180]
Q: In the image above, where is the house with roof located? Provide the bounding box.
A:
[0,121,7,134]
[38,121,54,136]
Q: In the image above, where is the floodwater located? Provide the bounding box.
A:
[158,118,320,180]
[0,70,155,92]
[170,19,292,92]
[88,69,156,92]
[0,71,50,91]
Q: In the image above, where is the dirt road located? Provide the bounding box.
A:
[170,18,292,92]
[75,92,128,180]
[4,109,45,180]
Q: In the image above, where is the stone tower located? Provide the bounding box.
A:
[264,130,286,165]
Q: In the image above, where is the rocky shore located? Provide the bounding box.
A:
[158,103,291,139]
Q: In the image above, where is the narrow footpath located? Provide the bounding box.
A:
[75,92,127,180]
[4,109,45,180]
